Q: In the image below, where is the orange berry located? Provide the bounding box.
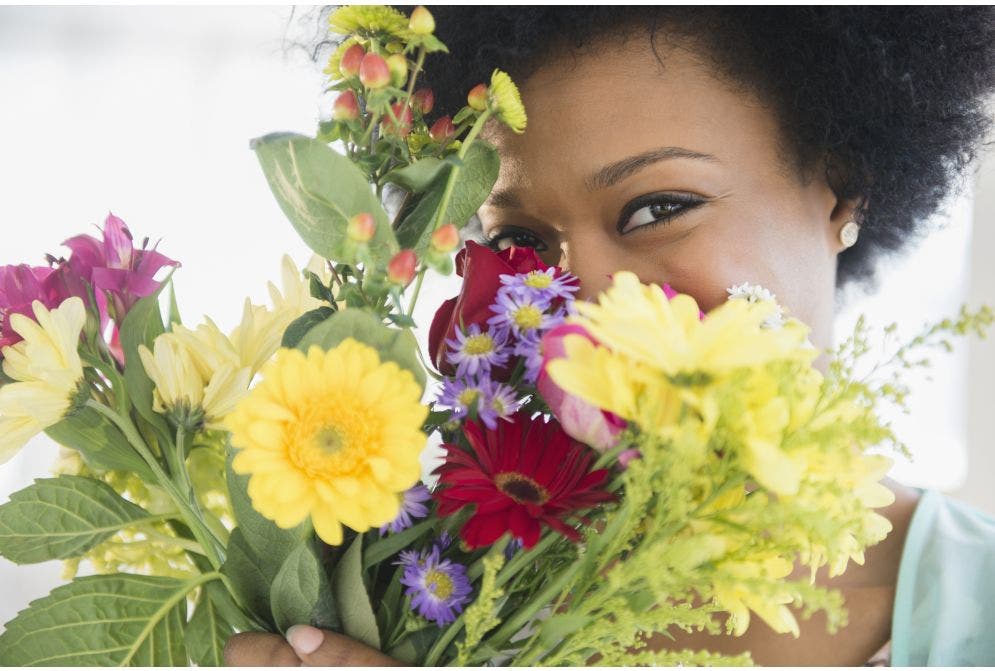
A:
[387,250,418,285]
[339,44,365,78]
[347,212,376,242]
[333,90,359,121]
[359,53,390,89]
[467,83,488,111]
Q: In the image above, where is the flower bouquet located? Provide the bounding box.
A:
[0,5,991,667]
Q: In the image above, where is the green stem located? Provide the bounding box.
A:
[85,400,224,571]
[430,109,492,235]
[405,268,427,318]
[401,46,427,113]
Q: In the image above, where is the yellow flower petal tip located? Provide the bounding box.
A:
[489,69,527,133]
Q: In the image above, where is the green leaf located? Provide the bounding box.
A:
[186,593,230,666]
[167,280,182,327]
[221,528,276,631]
[0,573,198,666]
[252,133,398,265]
[118,285,174,445]
[45,406,153,480]
[0,476,152,564]
[386,312,417,328]
[281,306,336,349]
[363,518,436,570]
[382,157,445,194]
[270,542,329,635]
[296,308,426,391]
[332,534,380,649]
[537,613,592,648]
[394,140,499,253]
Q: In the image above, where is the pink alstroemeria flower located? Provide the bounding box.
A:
[537,323,627,453]
[61,212,178,325]
[0,264,68,350]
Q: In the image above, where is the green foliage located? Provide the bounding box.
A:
[0,476,154,564]
[382,157,446,193]
[281,306,336,349]
[45,406,153,480]
[363,518,436,570]
[455,551,505,665]
[270,541,332,634]
[252,133,398,266]
[0,573,209,666]
[332,534,381,649]
[295,307,426,391]
[185,593,230,667]
[394,140,499,253]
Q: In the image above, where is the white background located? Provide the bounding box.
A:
[1,6,993,630]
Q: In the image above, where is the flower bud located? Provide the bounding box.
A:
[467,83,488,111]
[347,212,376,242]
[359,53,391,90]
[411,88,434,115]
[382,102,413,138]
[385,41,405,54]
[333,90,360,121]
[409,6,435,35]
[430,223,460,253]
[387,250,418,286]
[386,54,409,88]
[429,115,456,143]
[618,449,642,470]
[339,43,366,79]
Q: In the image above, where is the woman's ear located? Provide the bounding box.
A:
[829,195,867,253]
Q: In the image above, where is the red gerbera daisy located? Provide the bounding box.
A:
[433,411,615,549]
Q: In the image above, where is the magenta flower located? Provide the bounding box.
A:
[0,264,69,350]
[61,212,178,324]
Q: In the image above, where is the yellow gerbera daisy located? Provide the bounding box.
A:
[225,339,428,545]
[0,297,86,463]
[488,69,527,134]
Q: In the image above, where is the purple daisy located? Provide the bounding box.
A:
[399,545,473,626]
[379,484,432,536]
[445,323,510,379]
[477,377,521,430]
[436,374,488,420]
[513,328,547,385]
[499,268,579,303]
[487,288,555,338]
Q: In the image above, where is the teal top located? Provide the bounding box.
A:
[890,489,995,666]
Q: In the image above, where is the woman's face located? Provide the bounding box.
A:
[476,35,860,352]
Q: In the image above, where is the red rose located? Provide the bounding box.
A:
[428,240,557,378]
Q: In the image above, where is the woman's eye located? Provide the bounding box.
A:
[485,227,548,253]
[617,193,705,235]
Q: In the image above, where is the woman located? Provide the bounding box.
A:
[225,6,995,666]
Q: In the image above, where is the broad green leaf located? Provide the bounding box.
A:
[395,140,499,252]
[270,542,328,635]
[382,157,445,194]
[252,133,397,265]
[167,280,182,327]
[363,519,436,570]
[538,613,592,648]
[225,448,299,566]
[296,308,426,391]
[281,306,335,349]
[45,406,153,481]
[332,534,380,649]
[387,626,443,665]
[0,476,152,564]
[0,573,198,666]
[186,593,230,666]
[221,528,276,631]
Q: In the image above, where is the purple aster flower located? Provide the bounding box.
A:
[513,329,547,385]
[476,377,521,430]
[436,374,488,420]
[445,323,510,379]
[379,484,431,536]
[400,545,473,626]
[396,549,421,568]
[436,530,454,551]
[487,288,556,338]
[504,538,523,560]
[499,268,579,302]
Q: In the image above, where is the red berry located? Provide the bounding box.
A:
[429,116,456,143]
[467,83,488,111]
[387,250,418,285]
[347,212,376,242]
[359,53,391,90]
[339,44,365,79]
[411,88,434,115]
[382,102,413,138]
[430,223,460,253]
[333,90,359,121]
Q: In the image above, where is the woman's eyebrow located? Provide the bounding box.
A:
[585,146,718,191]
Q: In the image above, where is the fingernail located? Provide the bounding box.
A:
[286,624,323,655]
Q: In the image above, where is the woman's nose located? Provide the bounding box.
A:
[556,234,629,303]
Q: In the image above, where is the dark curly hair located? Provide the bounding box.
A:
[301,6,995,292]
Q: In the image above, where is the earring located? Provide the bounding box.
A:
[839,221,860,249]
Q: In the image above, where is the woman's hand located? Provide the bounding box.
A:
[223,625,405,667]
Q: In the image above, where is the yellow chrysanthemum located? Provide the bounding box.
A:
[488,69,527,134]
[328,5,411,39]
[225,339,428,545]
[713,554,799,637]
[0,297,86,463]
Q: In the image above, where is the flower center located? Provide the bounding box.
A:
[315,426,345,454]
[512,305,543,330]
[523,271,553,289]
[463,333,495,356]
[495,472,550,505]
[288,400,382,479]
[424,568,454,600]
[457,388,480,407]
